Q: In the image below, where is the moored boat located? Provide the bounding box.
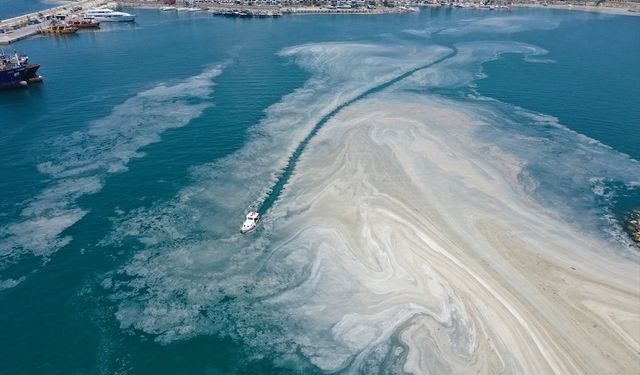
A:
[0,51,43,91]
[39,24,78,34]
[68,19,100,29]
[82,8,136,22]
[212,9,281,18]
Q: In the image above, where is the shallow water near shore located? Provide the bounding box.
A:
[0,6,639,374]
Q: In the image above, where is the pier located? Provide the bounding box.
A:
[119,0,415,16]
[0,0,109,44]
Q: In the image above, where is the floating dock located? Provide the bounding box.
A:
[0,0,109,44]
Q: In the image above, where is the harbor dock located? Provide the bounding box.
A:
[0,23,45,45]
[0,0,109,45]
[120,1,415,15]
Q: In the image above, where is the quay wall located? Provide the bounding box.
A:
[0,0,110,45]
[118,0,413,14]
[1,0,110,29]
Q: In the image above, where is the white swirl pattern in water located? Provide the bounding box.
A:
[104,41,640,374]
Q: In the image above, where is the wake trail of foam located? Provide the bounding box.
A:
[257,48,458,216]
[97,43,458,358]
[0,66,224,289]
[99,43,454,243]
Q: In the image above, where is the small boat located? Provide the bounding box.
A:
[160,6,177,11]
[240,211,260,233]
[39,25,79,34]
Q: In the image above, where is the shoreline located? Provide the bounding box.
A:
[117,1,415,15]
[514,2,640,16]
[3,0,638,45]
[117,1,640,17]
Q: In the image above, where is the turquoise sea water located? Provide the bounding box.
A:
[0,7,639,374]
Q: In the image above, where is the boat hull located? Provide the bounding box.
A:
[240,227,256,234]
[0,66,27,90]
[90,15,135,22]
[39,25,79,34]
[0,64,42,91]
[24,64,43,84]
[69,21,100,28]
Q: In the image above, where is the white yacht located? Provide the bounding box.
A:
[240,211,260,234]
[82,8,136,22]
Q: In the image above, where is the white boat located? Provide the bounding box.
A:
[160,6,177,11]
[240,211,260,234]
[82,8,136,22]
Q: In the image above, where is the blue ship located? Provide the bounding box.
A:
[0,51,42,90]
